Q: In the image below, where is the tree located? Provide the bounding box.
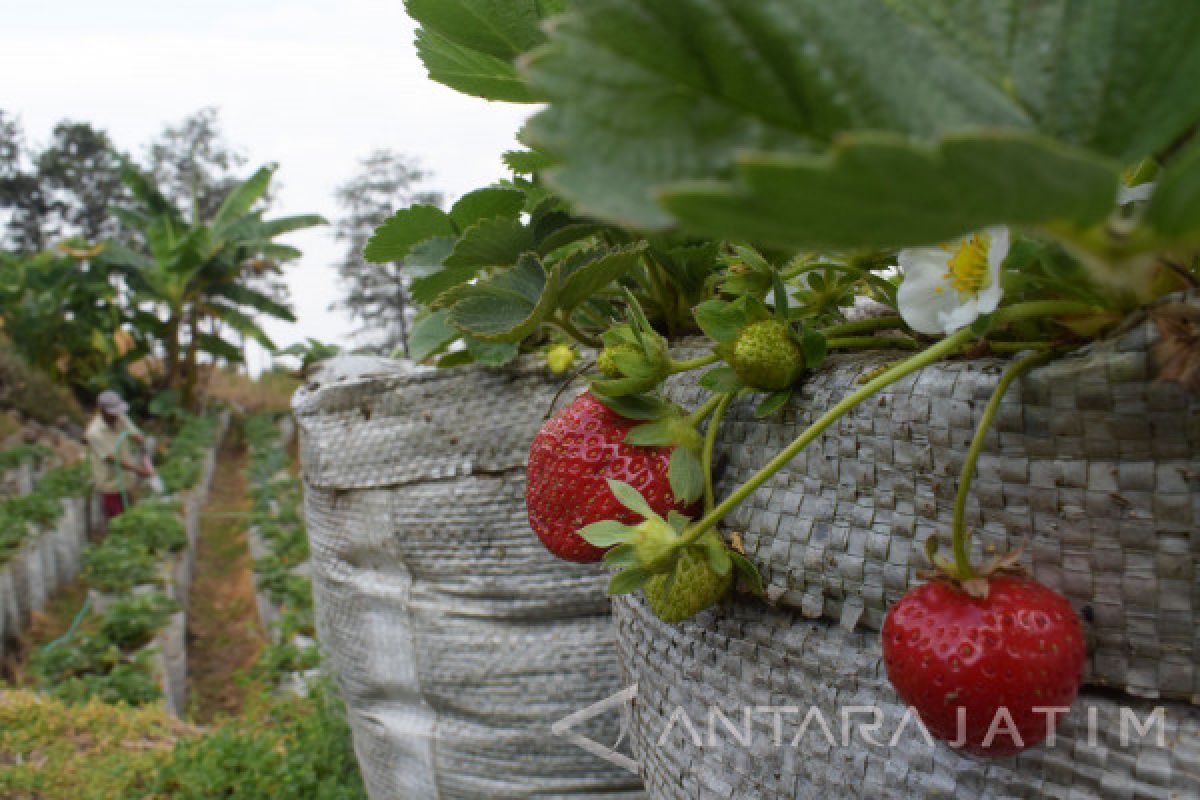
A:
[145,107,250,223]
[332,150,442,355]
[102,163,325,408]
[0,112,131,252]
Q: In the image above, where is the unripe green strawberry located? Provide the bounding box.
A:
[644,544,732,623]
[730,319,805,391]
[596,343,636,378]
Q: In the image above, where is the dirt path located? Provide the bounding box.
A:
[185,432,265,722]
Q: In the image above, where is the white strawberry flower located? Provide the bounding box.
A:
[897,227,1010,335]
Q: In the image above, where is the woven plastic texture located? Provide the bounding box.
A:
[294,356,643,800]
[615,593,1200,800]
[662,296,1200,702]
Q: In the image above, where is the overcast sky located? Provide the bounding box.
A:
[1,0,533,372]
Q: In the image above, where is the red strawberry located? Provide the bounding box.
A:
[882,575,1086,757]
[526,391,697,563]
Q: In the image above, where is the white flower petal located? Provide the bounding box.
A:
[896,227,1010,336]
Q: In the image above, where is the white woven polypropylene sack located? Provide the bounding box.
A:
[294,355,643,800]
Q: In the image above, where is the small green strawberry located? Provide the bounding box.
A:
[596,342,638,379]
[644,540,733,623]
[730,319,806,391]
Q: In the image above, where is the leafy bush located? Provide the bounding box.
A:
[0,463,90,562]
[47,656,162,707]
[99,591,178,649]
[157,413,219,493]
[81,537,159,593]
[0,443,50,471]
[108,500,186,553]
[150,679,366,800]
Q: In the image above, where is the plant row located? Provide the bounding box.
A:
[0,458,88,564]
[243,413,318,683]
[28,413,219,706]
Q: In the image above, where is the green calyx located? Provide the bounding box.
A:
[644,539,733,623]
[591,323,671,396]
[731,319,806,391]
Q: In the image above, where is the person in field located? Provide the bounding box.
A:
[85,390,154,521]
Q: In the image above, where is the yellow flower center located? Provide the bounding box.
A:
[941,233,992,295]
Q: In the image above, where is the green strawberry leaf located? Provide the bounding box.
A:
[799,327,828,370]
[1146,144,1200,238]
[447,254,558,342]
[580,520,636,547]
[524,0,1200,231]
[592,392,672,421]
[608,567,651,596]
[406,0,557,103]
[408,310,460,362]
[603,543,638,567]
[698,367,741,394]
[504,149,557,175]
[409,266,480,307]
[666,510,691,533]
[449,188,526,229]
[465,337,519,366]
[693,299,747,344]
[606,479,658,520]
[436,350,475,368]
[365,205,456,263]
[557,244,646,311]
[404,235,458,279]
[624,421,675,447]
[443,217,535,269]
[699,537,732,577]
[729,551,764,597]
[668,447,704,505]
[771,268,791,321]
[755,389,792,418]
[660,131,1120,250]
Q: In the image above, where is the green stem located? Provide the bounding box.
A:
[685,395,724,428]
[948,349,1060,580]
[986,341,1056,354]
[679,327,976,547]
[552,314,602,349]
[702,394,733,512]
[991,300,1097,325]
[819,315,906,337]
[670,353,720,373]
[826,336,918,351]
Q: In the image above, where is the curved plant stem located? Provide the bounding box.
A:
[685,395,724,428]
[670,353,720,373]
[948,349,1060,579]
[551,314,602,349]
[825,336,918,351]
[992,300,1097,325]
[701,394,733,512]
[820,315,906,338]
[679,327,975,547]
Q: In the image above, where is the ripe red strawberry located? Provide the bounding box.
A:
[526,391,697,563]
[882,575,1086,757]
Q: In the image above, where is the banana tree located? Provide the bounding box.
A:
[102,163,325,407]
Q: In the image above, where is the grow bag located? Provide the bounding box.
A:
[295,356,643,800]
[612,296,1200,798]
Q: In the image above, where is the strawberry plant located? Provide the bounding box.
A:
[382,0,1200,759]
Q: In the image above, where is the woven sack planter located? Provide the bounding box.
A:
[612,295,1200,798]
[294,355,644,800]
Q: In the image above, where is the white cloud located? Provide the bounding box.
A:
[0,0,535,372]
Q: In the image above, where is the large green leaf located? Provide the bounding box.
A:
[365,205,456,263]
[409,265,480,306]
[443,217,534,269]
[524,0,1200,235]
[556,243,646,311]
[1146,144,1200,239]
[408,309,460,361]
[406,0,559,102]
[447,253,558,342]
[449,187,526,229]
[212,166,274,235]
[662,130,1121,249]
